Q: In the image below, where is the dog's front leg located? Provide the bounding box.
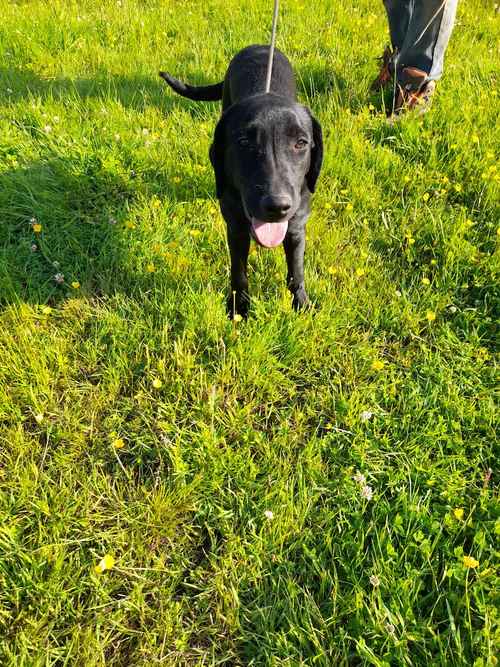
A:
[283,227,309,310]
[227,221,251,319]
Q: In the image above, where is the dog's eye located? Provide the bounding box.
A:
[294,139,308,150]
[237,137,250,147]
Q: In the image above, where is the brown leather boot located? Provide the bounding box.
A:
[370,46,395,92]
[393,66,436,116]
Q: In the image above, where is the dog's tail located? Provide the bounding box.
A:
[159,71,223,101]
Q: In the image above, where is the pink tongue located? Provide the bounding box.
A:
[251,219,289,248]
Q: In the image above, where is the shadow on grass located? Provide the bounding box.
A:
[296,64,369,112]
[0,153,219,311]
[0,66,220,118]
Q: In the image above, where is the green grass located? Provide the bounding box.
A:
[0,0,498,664]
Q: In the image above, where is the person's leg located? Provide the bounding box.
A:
[397,0,459,81]
[383,0,412,52]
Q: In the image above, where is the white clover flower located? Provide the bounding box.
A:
[353,472,366,485]
[361,485,373,501]
[360,411,373,423]
[264,510,274,520]
[369,574,380,587]
[54,273,65,284]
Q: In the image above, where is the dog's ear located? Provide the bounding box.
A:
[209,114,228,199]
[306,114,323,194]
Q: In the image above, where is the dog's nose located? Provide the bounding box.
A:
[261,195,292,218]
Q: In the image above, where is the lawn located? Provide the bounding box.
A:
[0,0,498,664]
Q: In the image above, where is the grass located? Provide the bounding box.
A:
[0,0,498,664]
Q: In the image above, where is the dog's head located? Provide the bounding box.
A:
[209,94,323,247]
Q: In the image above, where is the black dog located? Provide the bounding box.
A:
[160,44,323,317]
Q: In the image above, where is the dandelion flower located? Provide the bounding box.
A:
[264,510,274,520]
[94,554,115,574]
[152,378,163,389]
[189,229,201,237]
[369,574,380,587]
[371,359,384,371]
[356,268,366,278]
[32,223,42,233]
[146,263,156,273]
[361,485,373,501]
[403,175,411,184]
[112,438,125,449]
[71,281,80,289]
[125,221,136,230]
[345,203,354,213]
[422,193,430,202]
[421,277,430,285]
[453,508,464,520]
[327,266,338,275]
[233,314,243,323]
[463,555,479,569]
[426,310,436,322]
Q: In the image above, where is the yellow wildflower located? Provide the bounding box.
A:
[146,263,156,273]
[112,438,125,449]
[42,306,52,315]
[94,554,115,574]
[152,378,163,389]
[125,221,136,230]
[189,229,201,237]
[345,203,354,212]
[71,281,80,289]
[421,277,430,286]
[327,266,338,275]
[422,193,430,202]
[453,508,464,520]
[356,268,366,278]
[233,314,243,323]
[371,359,384,371]
[463,555,479,569]
[32,223,42,233]
[426,310,436,322]
[34,413,44,424]
[173,176,181,184]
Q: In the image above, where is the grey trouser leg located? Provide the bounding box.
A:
[383,0,459,81]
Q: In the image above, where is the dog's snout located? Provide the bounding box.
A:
[261,194,293,218]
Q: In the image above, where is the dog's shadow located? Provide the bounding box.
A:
[0,153,219,311]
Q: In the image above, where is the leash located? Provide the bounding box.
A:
[264,0,280,93]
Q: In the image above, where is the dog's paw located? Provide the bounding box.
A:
[227,292,250,320]
[292,287,309,311]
